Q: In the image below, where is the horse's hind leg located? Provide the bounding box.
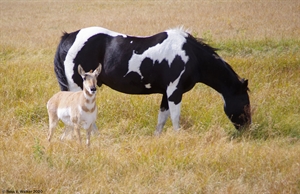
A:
[155,94,170,136]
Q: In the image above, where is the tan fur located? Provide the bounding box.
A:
[47,64,102,146]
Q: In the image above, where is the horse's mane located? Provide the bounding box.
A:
[188,35,249,90]
[192,36,219,54]
[167,28,219,55]
[195,37,239,74]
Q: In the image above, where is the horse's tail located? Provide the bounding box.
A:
[54,32,70,91]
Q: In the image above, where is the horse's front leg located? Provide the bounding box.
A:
[166,86,183,132]
[168,101,181,131]
[155,94,170,136]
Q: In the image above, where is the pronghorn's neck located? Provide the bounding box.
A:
[83,87,95,99]
[81,87,97,113]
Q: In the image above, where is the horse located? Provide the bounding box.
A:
[53,26,251,135]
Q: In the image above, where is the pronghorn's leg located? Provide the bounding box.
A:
[166,86,183,132]
[154,94,170,136]
[74,124,81,144]
[91,123,99,136]
[48,113,58,142]
[86,124,94,146]
[60,125,73,141]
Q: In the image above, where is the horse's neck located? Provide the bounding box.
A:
[199,61,239,98]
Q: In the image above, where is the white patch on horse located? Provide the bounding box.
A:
[145,83,151,89]
[163,67,185,131]
[166,68,185,97]
[125,28,189,78]
[65,27,126,91]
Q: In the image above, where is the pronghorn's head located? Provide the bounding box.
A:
[78,64,102,95]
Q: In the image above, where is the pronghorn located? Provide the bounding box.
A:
[47,64,102,146]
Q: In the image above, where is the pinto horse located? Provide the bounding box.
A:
[54,26,251,135]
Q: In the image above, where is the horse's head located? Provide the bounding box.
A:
[224,79,251,130]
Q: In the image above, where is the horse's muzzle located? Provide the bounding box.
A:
[235,105,251,130]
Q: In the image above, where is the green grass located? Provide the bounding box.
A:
[1,38,299,193]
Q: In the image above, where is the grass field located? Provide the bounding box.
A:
[1,0,300,193]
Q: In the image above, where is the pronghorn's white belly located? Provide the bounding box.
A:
[78,105,97,130]
[57,107,73,126]
[57,106,97,130]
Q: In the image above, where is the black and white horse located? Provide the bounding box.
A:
[54,26,251,135]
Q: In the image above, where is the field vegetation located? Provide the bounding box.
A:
[0,0,299,193]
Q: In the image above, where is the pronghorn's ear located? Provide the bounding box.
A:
[93,64,102,77]
[78,65,85,77]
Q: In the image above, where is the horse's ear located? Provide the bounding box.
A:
[78,65,85,77]
[242,79,249,91]
[243,79,248,87]
[93,64,102,77]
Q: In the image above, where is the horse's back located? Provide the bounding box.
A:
[55,27,196,94]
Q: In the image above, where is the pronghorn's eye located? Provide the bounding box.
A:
[83,76,86,81]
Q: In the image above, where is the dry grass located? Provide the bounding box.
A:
[1,0,300,193]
